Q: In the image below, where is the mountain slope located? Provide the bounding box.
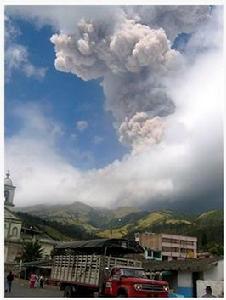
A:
[14,202,145,230]
[14,204,223,255]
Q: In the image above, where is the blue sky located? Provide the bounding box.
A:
[5,17,127,170]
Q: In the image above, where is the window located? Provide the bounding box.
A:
[180,240,195,246]
[4,190,9,202]
[162,238,179,244]
[147,249,153,257]
[12,227,18,237]
[153,251,162,259]
[121,268,147,279]
[162,247,179,252]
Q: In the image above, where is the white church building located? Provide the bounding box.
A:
[4,172,57,271]
[4,172,23,268]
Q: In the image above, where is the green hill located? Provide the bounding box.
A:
[14,204,223,256]
[16,212,98,241]
[15,202,145,231]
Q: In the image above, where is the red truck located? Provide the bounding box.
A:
[104,265,168,298]
[50,239,169,297]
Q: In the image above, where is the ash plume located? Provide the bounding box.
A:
[123,6,210,41]
[49,7,195,152]
[7,5,211,152]
[119,113,165,153]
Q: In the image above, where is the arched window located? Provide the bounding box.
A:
[12,227,18,237]
[4,190,9,202]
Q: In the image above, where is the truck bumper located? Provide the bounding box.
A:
[128,291,168,297]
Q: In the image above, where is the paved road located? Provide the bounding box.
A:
[4,278,64,298]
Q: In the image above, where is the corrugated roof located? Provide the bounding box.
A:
[55,239,143,254]
[142,257,222,272]
[56,239,109,249]
[22,259,52,267]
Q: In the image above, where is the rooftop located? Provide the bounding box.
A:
[142,257,222,272]
[55,239,144,255]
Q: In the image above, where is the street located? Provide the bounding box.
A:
[4,278,64,298]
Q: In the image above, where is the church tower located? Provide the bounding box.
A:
[4,171,16,207]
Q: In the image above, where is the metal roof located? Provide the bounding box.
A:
[56,239,110,249]
[55,239,144,255]
[22,259,52,267]
[142,257,222,272]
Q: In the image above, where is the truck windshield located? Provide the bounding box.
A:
[121,269,147,278]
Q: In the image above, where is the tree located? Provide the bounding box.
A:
[22,241,43,262]
[201,232,208,249]
[207,242,224,256]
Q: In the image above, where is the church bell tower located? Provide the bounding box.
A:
[4,171,16,207]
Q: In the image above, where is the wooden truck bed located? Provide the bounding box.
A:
[51,254,142,287]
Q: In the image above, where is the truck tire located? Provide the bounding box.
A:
[117,289,128,297]
[117,293,128,298]
[64,286,72,298]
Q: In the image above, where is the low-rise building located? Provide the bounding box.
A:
[142,257,223,298]
[135,232,197,261]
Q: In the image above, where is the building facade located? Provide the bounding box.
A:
[4,207,23,265]
[143,257,223,298]
[135,232,197,261]
[4,172,23,266]
[4,172,57,269]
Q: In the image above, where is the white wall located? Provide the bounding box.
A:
[196,280,224,298]
[178,271,193,287]
[4,246,8,263]
[203,259,224,281]
[5,221,22,240]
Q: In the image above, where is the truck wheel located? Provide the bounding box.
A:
[117,290,128,297]
[64,286,72,298]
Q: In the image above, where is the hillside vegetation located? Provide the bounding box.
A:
[14,203,223,255]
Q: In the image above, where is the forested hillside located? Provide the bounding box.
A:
[15,205,223,256]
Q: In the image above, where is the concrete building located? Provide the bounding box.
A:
[135,232,197,261]
[142,257,223,298]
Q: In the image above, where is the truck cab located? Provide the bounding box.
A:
[104,266,169,298]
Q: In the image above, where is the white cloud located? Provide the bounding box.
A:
[93,136,104,145]
[5,6,124,32]
[5,16,48,81]
[5,50,223,208]
[76,120,89,131]
[5,44,47,80]
[23,64,47,79]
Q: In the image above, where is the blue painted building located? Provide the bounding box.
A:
[143,257,223,298]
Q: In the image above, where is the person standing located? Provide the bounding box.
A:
[201,286,216,298]
[7,271,14,293]
[29,273,37,288]
[35,275,39,288]
[39,275,44,288]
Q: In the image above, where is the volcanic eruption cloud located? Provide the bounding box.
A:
[49,5,212,153]
[6,6,224,208]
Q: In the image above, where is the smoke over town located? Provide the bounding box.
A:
[49,7,186,152]
[5,6,223,209]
